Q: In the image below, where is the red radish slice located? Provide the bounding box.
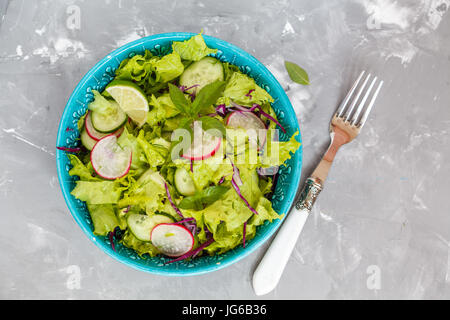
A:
[226,111,267,149]
[181,128,222,161]
[151,223,194,258]
[90,135,132,180]
[85,111,125,141]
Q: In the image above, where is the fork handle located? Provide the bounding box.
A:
[252,177,323,296]
[311,130,348,182]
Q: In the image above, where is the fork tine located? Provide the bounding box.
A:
[359,80,384,128]
[350,76,378,125]
[336,71,365,117]
[345,73,372,121]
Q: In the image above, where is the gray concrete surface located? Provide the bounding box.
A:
[0,0,449,299]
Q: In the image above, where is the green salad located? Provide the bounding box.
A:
[66,34,301,262]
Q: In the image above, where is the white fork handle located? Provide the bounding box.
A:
[252,207,309,296]
[252,177,323,296]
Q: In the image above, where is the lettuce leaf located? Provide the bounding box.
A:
[203,193,282,255]
[68,154,100,182]
[115,50,156,85]
[136,130,167,168]
[88,90,117,116]
[71,181,124,204]
[181,156,233,191]
[118,169,167,213]
[260,131,301,168]
[147,94,181,127]
[172,34,217,61]
[87,204,121,236]
[121,230,160,257]
[115,50,183,93]
[218,72,274,106]
[153,51,184,83]
[117,128,148,175]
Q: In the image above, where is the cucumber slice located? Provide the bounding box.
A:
[127,213,174,242]
[91,100,128,133]
[150,223,194,257]
[80,128,97,151]
[85,111,125,141]
[179,57,224,93]
[174,168,196,196]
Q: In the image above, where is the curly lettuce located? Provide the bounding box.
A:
[218,72,274,106]
[172,33,217,61]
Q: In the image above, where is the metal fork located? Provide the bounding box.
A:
[252,71,383,296]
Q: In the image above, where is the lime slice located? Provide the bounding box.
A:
[105,80,149,127]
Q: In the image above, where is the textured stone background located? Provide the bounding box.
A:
[0,0,449,299]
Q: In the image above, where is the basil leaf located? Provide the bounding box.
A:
[169,83,191,114]
[198,116,226,138]
[191,80,226,115]
[178,197,203,211]
[284,61,310,85]
[178,186,229,210]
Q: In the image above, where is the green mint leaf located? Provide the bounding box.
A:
[284,61,310,85]
[168,83,191,114]
[198,116,226,138]
[191,80,226,115]
[178,186,230,210]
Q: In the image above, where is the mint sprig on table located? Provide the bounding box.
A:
[284,61,310,85]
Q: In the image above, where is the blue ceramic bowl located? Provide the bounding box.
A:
[56,32,303,276]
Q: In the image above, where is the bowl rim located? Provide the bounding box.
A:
[56,32,303,276]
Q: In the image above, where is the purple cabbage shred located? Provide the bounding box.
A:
[229,159,243,186]
[179,84,199,102]
[245,89,255,99]
[215,104,227,117]
[243,222,247,248]
[164,182,184,219]
[108,230,116,252]
[230,102,287,133]
[56,146,82,153]
[251,104,287,133]
[165,183,199,234]
[231,178,259,216]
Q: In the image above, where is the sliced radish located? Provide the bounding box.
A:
[181,125,222,161]
[226,111,267,149]
[90,135,132,180]
[151,223,194,257]
[85,111,125,141]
